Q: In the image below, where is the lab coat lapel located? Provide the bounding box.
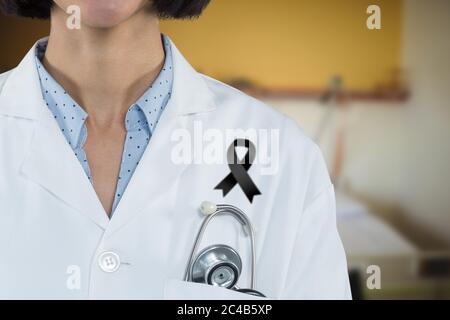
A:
[106,39,216,236]
[0,40,109,229]
[21,116,110,229]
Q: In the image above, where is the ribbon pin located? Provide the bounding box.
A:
[214,139,261,203]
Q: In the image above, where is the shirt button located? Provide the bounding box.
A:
[98,251,121,273]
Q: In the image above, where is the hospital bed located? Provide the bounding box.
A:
[335,192,421,299]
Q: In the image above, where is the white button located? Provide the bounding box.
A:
[98,251,121,273]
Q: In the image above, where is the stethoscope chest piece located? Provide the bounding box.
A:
[191,244,242,289]
[185,202,265,297]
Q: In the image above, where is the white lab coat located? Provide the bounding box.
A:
[0,38,351,300]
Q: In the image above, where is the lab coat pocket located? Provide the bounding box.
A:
[163,279,268,300]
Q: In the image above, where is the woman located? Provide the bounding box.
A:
[0,0,351,299]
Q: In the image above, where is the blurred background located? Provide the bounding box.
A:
[1,0,449,299]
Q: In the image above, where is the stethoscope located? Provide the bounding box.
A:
[184,201,265,297]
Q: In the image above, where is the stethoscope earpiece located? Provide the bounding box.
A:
[200,201,217,216]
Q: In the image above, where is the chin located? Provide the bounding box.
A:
[77,0,147,28]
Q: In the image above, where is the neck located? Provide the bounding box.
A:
[42,5,165,127]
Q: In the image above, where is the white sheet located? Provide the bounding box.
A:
[335,192,417,257]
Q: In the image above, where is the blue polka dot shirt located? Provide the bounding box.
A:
[34,36,174,216]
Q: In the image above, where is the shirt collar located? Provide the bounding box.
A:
[34,35,174,147]
[126,35,173,132]
[35,45,87,148]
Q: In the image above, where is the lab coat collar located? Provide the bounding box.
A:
[0,36,216,119]
[0,36,217,231]
[163,37,216,116]
[0,38,47,120]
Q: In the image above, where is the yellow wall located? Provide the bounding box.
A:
[0,0,403,91]
[161,0,402,91]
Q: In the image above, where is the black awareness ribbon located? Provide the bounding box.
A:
[214,139,261,203]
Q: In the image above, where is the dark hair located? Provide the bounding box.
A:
[0,0,211,19]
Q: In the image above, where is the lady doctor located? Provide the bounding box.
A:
[0,0,351,299]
